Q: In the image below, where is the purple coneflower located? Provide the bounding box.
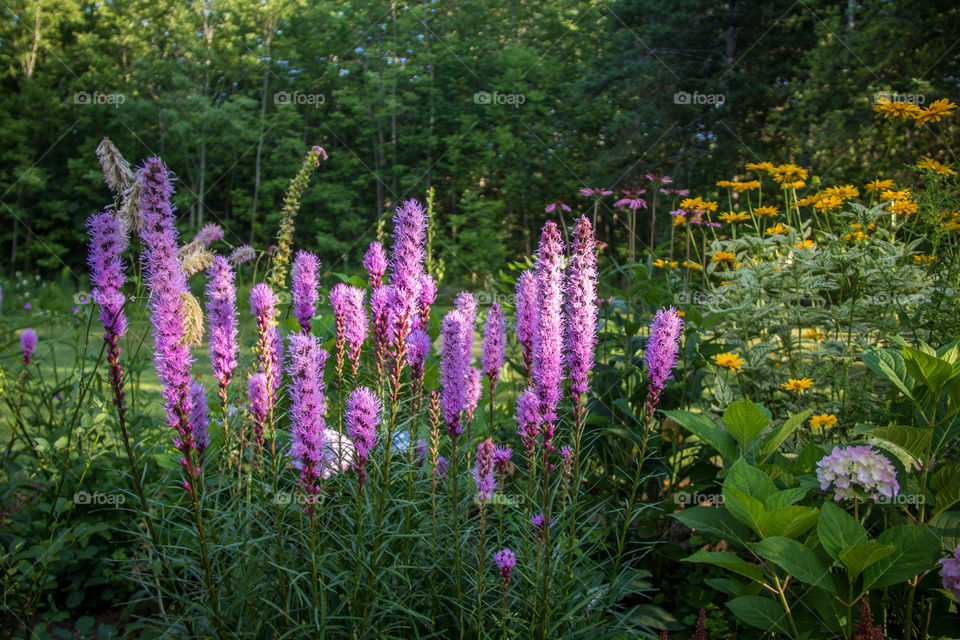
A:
[205,256,238,408]
[533,221,565,462]
[566,216,598,417]
[291,251,321,332]
[614,190,648,210]
[440,310,469,438]
[544,200,571,213]
[345,386,381,488]
[286,333,330,505]
[644,307,683,415]
[330,283,368,376]
[20,329,37,366]
[363,241,387,290]
[515,271,537,378]
[579,187,613,197]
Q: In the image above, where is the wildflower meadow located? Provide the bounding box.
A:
[2,2,960,639]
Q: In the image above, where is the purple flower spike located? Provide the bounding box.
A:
[440,310,469,437]
[249,283,278,318]
[247,373,269,451]
[454,292,477,367]
[363,241,387,290]
[494,548,517,584]
[466,366,482,423]
[644,307,683,414]
[291,251,321,332]
[346,386,381,487]
[493,444,513,475]
[87,212,130,342]
[533,221,565,462]
[249,283,280,412]
[20,329,37,366]
[474,438,497,502]
[389,198,428,350]
[418,274,437,330]
[287,333,330,503]
[566,216,598,403]
[205,257,238,400]
[330,283,369,375]
[196,223,224,246]
[515,388,540,463]
[531,512,552,542]
[371,285,395,383]
[406,329,431,384]
[482,303,506,390]
[189,381,210,461]
[515,271,537,378]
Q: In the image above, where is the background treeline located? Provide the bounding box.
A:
[1,0,958,280]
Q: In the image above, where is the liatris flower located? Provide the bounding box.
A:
[415,439,428,467]
[465,366,482,424]
[494,548,517,584]
[493,445,513,476]
[440,310,469,437]
[190,381,210,461]
[195,223,224,247]
[515,388,540,463]
[96,137,133,193]
[533,221,565,462]
[816,445,900,501]
[644,307,683,416]
[428,390,442,473]
[370,285,395,386]
[482,303,506,390]
[940,545,960,600]
[566,216,598,407]
[138,158,200,489]
[20,329,37,366]
[454,292,477,365]
[515,271,537,378]
[268,145,327,292]
[249,283,281,418]
[87,212,130,341]
[330,283,368,376]
[531,512,551,543]
[286,333,330,503]
[474,438,497,502]
[247,373,269,452]
[560,445,574,485]
[407,329,431,395]
[345,386,381,487]
[291,251,321,332]
[363,241,387,290]
[388,198,428,358]
[418,274,437,330]
[205,257,238,407]
[436,456,449,477]
[228,245,256,266]
[269,325,284,398]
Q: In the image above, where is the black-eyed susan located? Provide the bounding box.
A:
[880,188,912,201]
[732,180,761,192]
[745,162,776,173]
[874,97,922,120]
[681,260,702,271]
[714,352,745,370]
[719,211,751,224]
[889,200,919,215]
[914,98,957,126]
[765,223,790,235]
[653,258,679,269]
[810,413,838,429]
[782,378,814,392]
[823,185,860,199]
[865,179,894,193]
[753,205,778,217]
[710,251,737,263]
[916,157,957,176]
[794,239,815,249]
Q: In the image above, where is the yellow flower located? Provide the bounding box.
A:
[865,179,894,193]
[732,180,761,192]
[714,352,745,370]
[823,185,860,199]
[794,239,815,249]
[681,260,702,271]
[771,164,808,181]
[673,214,687,226]
[803,328,826,340]
[716,180,739,188]
[914,98,957,126]
[718,211,751,224]
[711,251,737,263]
[810,413,838,429]
[913,254,936,265]
[873,97,923,120]
[781,180,806,190]
[680,197,719,213]
[653,259,679,269]
[753,205,778,217]
[677,310,686,317]
[880,188,911,201]
[796,194,820,207]
[745,162,776,173]
[782,378,814,392]
[889,200,919,215]
[813,195,844,211]
[916,157,957,176]
[843,230,866,241]
[765,223,790,235]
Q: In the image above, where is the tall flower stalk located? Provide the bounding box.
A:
[205,256,238,468]
[482,303,506,434]
[330,283,368,378]
[474,438,496,636]
[515,271,537,380]
[363,241,387,290]
[291,251,321,333]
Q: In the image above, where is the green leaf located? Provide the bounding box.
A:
[723,486,765,532]
[663,409,738,461]
[862,348,915,402]
[753,537,834,591]
[758,409,813,464]
[725,459,777,501]
[862,525,941,590]
[756,506,819,539]
[764,487,808,511]
[933,482,960,519]
[904,347,955,394]
[838,543,895,581]
[683,549,763,582]
[726,596,790,634]
[865,425,932,463]
[817,502,867,560]
[671,507,753,549]
[724,400,769,449]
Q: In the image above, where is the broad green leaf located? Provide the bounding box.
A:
[726,596,790,634]
[723,486,765,532]
[838,543,895,581]
[904,347,955,394]
[756,506,819,539]
[861,348,915,402]
[865,425,931,463]
[933,482,960,520]
[817,502,867,560]
[724,400,769,449]
[758,409,813,464]
[725,459,777,501]
[930,512,960,553]
[683,549,763,582]
[753,537,834,591]
[931,462,960,491]
[764,487,808,511]
[671,507,753,549]
[663,409,738,461]
[862,525,941,591]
